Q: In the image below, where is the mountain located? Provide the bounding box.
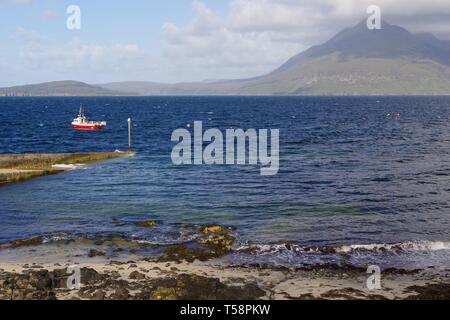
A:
[101,20,450,96]
[3,20,450,96]
[0,81,135,96]
[274,20,450,72]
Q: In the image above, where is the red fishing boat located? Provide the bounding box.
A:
[71,106,107,131]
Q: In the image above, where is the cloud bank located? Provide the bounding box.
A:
[13,28,147,83]
[162,0,450,80]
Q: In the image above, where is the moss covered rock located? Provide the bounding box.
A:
[136,220,159,228]
[159,224,236,263]
[200,224,228,235]
[147,274,265,300]
[10,236,45,248]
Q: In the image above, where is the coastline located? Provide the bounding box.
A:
[1,258,449,300]
[0,152,134,185]
[1,223,450,300]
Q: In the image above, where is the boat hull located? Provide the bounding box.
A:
[72,124,106,131]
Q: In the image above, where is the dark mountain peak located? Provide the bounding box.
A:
[275,20,450,73]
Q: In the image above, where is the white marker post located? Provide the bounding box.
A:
[128,118,132,152]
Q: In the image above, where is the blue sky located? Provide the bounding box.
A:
[0,0,231,86]
[1,1,228,51]
[0,0,449,86]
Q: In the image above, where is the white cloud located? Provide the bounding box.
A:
[23,39,143,72]
[16,28,144,74]
[162,0,450,80]
[3,2,155,84]
[162,1,308,79]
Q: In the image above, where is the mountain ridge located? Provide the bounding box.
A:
[0,80,136,97]
[3,20,450,96]
[98,20,450,95]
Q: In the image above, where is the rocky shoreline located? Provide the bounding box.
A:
[1,260,450,300]
[1,223,450,300]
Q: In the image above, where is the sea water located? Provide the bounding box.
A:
[1,96,450,269]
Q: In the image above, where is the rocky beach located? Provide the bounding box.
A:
[1,222,450,300]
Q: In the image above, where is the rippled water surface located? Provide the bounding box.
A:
[1,96,450,268]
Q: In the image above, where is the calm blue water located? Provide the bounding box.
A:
[1,96,450,268]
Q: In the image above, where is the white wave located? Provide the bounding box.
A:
[336,241,450,253]
[235,240,450,255]
[41,233,74,244]
[235,244,305,254]
[52,164,86,170]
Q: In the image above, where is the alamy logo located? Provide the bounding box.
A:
[66,5,81,30]
[367,5,382,30]
[171,122,279,176]
[366,265,382,290]
[66,266,81,290]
